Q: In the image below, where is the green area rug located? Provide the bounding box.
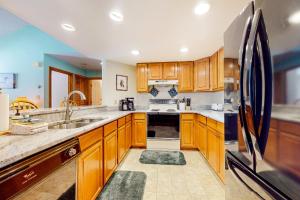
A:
[97,171,146,200]
[139,150,186,165]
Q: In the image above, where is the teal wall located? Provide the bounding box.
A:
[0,25,101,107]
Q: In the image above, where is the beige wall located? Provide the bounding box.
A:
[102,60,137,107]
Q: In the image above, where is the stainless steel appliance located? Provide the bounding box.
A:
[0,138,80,200]
[224,1,300,199]
[119,99,128,111]
[147,99,179,139]
[126,97,135,111]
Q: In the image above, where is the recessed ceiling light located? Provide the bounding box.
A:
[131,50,140,56]
[109,10,124,22]
[288,10,300,24]
[61,23,76,32]
[194,2,210,15]
[180,47,189,53]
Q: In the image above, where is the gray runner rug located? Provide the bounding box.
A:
[139,150,186,165]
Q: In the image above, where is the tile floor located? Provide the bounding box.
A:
[118,148,225,200]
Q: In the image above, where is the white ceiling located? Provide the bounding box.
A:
[47,54,102,71]
[0,0,249,65]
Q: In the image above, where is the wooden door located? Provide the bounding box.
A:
[77,141,103,200]
[210,52,218,91]
[148,63,163,80]
[136,64,148,92]
[104,130,118,183]
[117,125,126,163]
[180,115,195,149]
[194,58,210,91]
[207,127,220,173]
[217,47,224,89]
[132,118,147,147]
[219,133,225,182]
[163,62,178,80]
[178,61,194,92]
[195,121,200,151]
[126,121,132,150]
[199,122,208,158]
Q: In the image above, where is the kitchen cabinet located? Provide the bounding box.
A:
[178,61,194,92]
[210,52,218,91]
[163,62,178,80]
[194,58,210,91]
[104,121,118,183]
[198,116,208,158]
[217,47,224,89]
[126,115,132,151]
[136,63,148,92]
[117,118,126,163]
[207,126,220,174]
[264,120,278,165]
[77,127,103,200]
[180,114,196,149]
[148,63,163,80]
[132,113,147,147]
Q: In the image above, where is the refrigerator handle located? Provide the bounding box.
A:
[245,9,273,157]
[238,16,254,155]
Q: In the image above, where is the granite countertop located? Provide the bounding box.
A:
[0,109,224,169]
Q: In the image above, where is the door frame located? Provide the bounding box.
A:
[48,66,73,108]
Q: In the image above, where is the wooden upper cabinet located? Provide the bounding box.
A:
[136,63,148,92]
[210,52,218,91]
[148,63,163,80]
[178,61,194,92]
[194,58,210,91]
[163,62,178,80]
[217,47,224,89]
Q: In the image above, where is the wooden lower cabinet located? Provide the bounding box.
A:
[199,121,208,158]
[180,114,195,149]
[207,127,220,174]
[117,125,126,163]
[219,133,225,181]
[77,141,103,200]
[126,120,132,150]
[132,113,147,147]
[104,129,118,183]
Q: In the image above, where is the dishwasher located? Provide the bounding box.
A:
[0,138,80,200]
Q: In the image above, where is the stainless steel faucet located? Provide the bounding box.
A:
[65,90,86,122]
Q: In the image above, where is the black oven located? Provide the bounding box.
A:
[147,113,179,139]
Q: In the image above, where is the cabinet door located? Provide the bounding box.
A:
[210,52,218,91]
[126,122,132,150]
[217,48,224,89]
[117,125,126,163]
[163,62,178,80]
[178,62,194,92]
[219,134,225,182]
[195,122,200,151]
[136,64,148,92]
[194,58,210,91]
[104,130,118,183]
[180,119,195,149]
[207,127,220,173]
[199,122,208,158]
[77,141,103,200]
[132,119,147,147]
[148,63,163,80]
[264,128,278,165]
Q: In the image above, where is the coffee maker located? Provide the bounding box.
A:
[126,97,135,111]
[119,99,128,111]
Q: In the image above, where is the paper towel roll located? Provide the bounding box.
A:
[0,93,9,131]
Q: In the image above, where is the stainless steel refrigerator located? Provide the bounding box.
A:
[224,0,300,199]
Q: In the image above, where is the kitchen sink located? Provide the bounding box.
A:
[48,117,107,130]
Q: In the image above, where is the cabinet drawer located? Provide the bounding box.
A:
[126,115,132,122]
[79,127,103,151]
[118,117,126,127]
[207,118,217,129]
[181,114,194,120]
[197,115,207,124]
[104,121,117,137]
[216,122,224,133]
[133,113,146,120]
